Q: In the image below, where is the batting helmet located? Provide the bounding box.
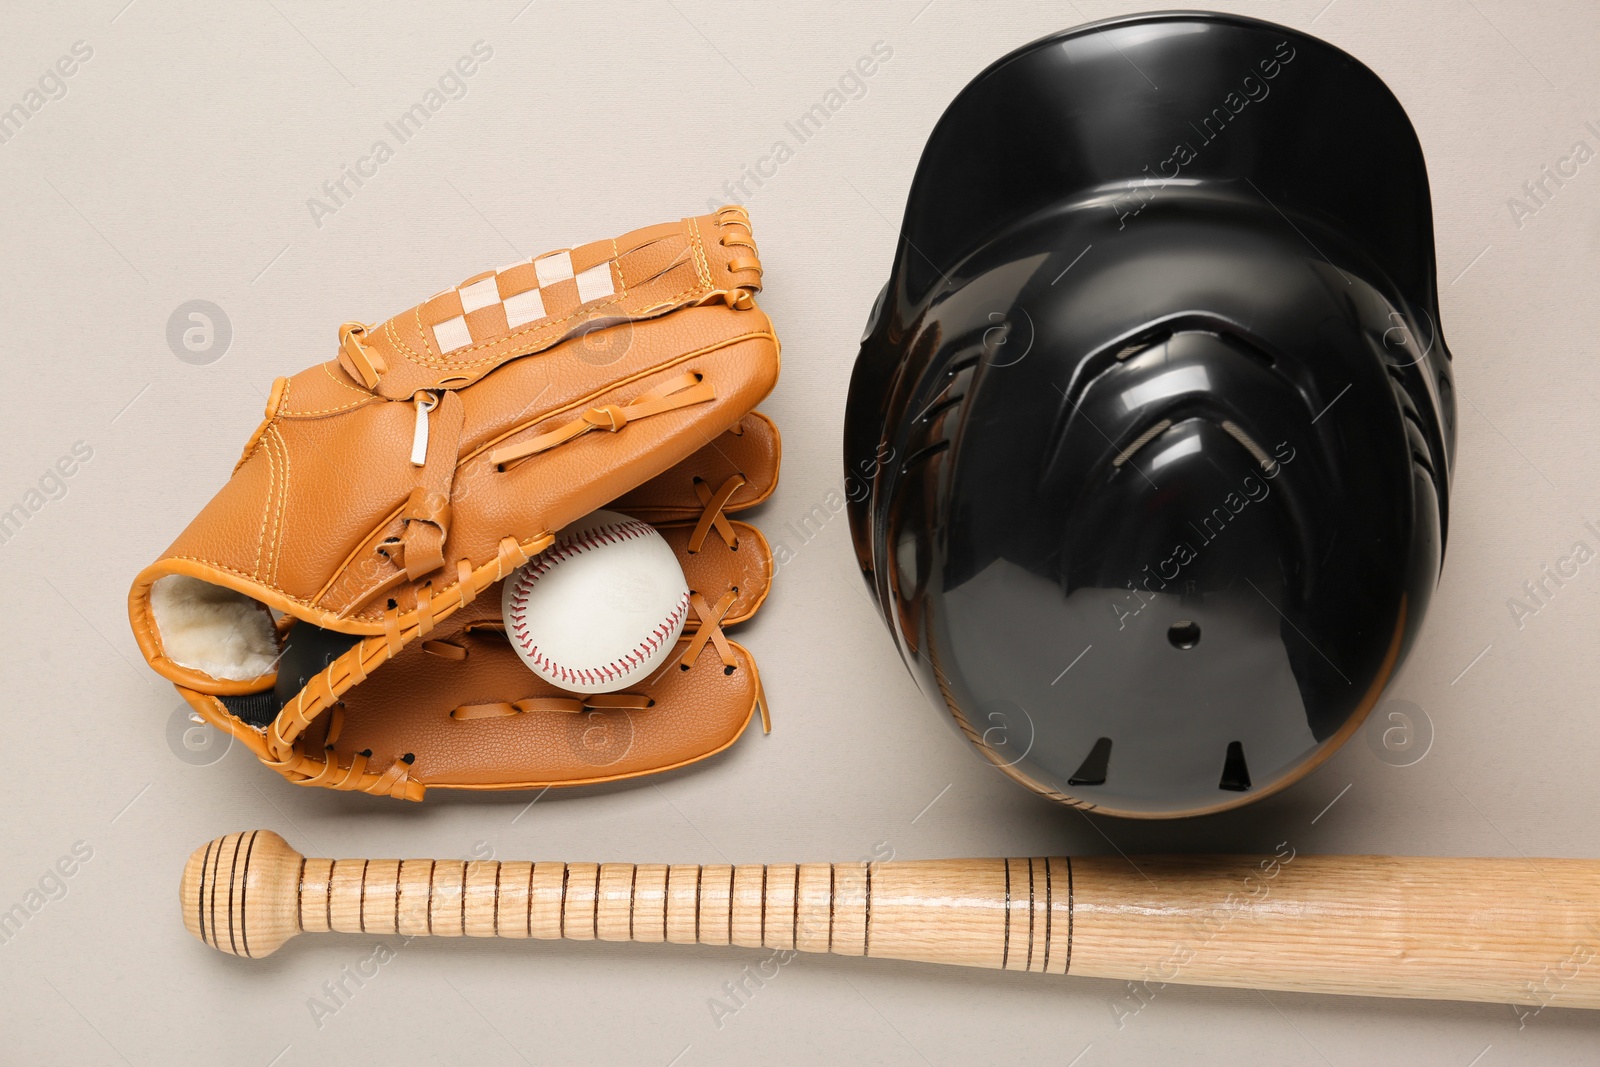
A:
[846,12,1455,817]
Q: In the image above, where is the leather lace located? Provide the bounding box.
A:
[488,371,715,470]
[715,206,762,278]
[679,589,770,733]
[337,321,385,389]
[451,693,653,720]
[688,474,744,553]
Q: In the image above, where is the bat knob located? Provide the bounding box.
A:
[180,830,304,958]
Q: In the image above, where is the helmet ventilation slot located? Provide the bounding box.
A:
[1220,420,1275,471]
[1067,736,1113,787]
[916,393,965,426]
[1168,620,1201,649]
[1218,741,1252,791]
[898,438,951,476]
[1112,418,1173,468]
[1114,327,1172,361]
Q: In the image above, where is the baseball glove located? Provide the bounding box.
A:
[129,208,780,800]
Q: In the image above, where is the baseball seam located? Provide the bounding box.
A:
[508,519,687,688]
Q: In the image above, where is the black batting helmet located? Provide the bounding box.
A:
[846,12,1455,817]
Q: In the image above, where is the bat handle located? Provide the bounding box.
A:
[181,831,1028,965]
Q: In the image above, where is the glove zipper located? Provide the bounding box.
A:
[410,392,439,466]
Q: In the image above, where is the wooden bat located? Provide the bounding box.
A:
[182,831,1600,1009]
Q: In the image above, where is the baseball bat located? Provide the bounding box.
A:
[183,831,1600,1008]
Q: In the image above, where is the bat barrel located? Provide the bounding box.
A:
[1071,853,1600,1009]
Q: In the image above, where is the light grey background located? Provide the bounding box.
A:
[1,0,1597,1063]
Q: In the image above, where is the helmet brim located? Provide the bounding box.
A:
[893,11,1439,324]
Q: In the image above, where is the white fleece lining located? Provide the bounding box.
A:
[150,574,279,681]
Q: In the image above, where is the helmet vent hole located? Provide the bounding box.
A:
[1067,736,1113,787]
[1168,621,1201,649]
[1220,420,1274,470]
[1112,418,1172,468]
[1114,327,1172,361]
[1219,740,1252,792]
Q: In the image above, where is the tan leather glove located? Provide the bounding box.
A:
[129,209,779,800]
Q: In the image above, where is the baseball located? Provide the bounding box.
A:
[502,509,690,694]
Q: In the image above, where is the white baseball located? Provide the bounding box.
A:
[501,509,690,694]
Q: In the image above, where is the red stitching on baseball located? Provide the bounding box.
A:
[507,519,686,685]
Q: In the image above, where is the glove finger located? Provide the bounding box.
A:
[658,520,770,628]
[612,411,780,522]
